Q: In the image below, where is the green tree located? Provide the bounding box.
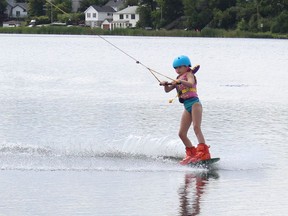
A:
[151,0,164,28]
[137,0,183,29]
[137,0,161,28]
[45,0,72,22]
[28,0,46,17]
[215,0,236,10]
[259,0,288,17]
[233,0,256,30]
[53,0,72,13]
[210,6,239,29]
[136,5,152,28]
[141,0,157,10]
[271,10,288,33]
[0,0,7,23]
[124,0,138,7]
[79,0,108,12]
[36,15,50,24]
[161,0,184,27]
[183,0,213,30]
[58,12,83,24]
[248,13,258,32]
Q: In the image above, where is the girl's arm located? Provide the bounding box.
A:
[177,72,195,88]
[160,81,177,93]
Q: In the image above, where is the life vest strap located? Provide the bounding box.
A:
[178,88,196,95]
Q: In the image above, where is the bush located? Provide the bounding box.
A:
[271,10,288,33]
[0,26,287,39]
[57,13,83,25]
[37,16,50,25]
[237,18,249,31]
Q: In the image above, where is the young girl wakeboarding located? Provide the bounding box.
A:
[160,55,211,165]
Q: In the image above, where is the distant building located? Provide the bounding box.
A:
[112,6,139,29]
[5,0,28,18]
[5,0,14,17]
[3,20,21,27]
[11,3,27,18]
[84,5,139,30]
[101,19,112,30]
[84,5,115,28]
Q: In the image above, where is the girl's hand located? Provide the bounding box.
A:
[172,79,181,85]
[160,81,169,86]
[161,80,176,93]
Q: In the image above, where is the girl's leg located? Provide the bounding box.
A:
[191,103,205,144]
[179,110,193,147]
[191,103,211,162]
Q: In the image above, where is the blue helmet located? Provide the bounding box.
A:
[172,55,191,68]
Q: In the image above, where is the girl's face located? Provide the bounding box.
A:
[175,65,187,74]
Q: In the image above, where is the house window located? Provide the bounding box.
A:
[120,14,123,19]
[131,14,135,19]
[126,14,129,19]
[16,11,20,17]
[93,13,96,18]
[87,13,91,18]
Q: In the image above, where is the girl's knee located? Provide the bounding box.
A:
[193,125,201,134]
[178,131,187,140]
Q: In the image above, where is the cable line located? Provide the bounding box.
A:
[44,0,175,83]
[97,34,174,82]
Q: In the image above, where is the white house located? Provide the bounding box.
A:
[101,19,112,30]
[3,20,21,27]
[11,3,27,18]
[5,0,27,18]
[112,6,139,29]
[5,0,14,17]
[84,5,115,28]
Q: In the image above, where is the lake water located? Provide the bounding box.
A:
[0,34,288,216]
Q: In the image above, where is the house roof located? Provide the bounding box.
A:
[105,0,125,9]
[116,6,138,14]
[91,5,115,13]
[6,0,15,7]
[6,0,27,10]
[12,3,27,11]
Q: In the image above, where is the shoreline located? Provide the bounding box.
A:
[0,26,287,39]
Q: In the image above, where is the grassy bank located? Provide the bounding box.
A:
[0,26,287,39]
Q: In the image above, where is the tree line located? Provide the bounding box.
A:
[136,0,288,33]
[1,0,287,33]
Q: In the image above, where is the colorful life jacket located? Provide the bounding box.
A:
[176,72,198,101]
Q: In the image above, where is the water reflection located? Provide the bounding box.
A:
[178,171,219,216]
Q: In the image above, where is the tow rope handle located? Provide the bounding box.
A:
[159,82,177,86]
[159,65,200,86]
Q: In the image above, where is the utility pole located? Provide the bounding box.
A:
[51,3,53,23]
[256,0,259,29]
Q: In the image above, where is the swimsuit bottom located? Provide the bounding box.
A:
[183,97,200,113]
